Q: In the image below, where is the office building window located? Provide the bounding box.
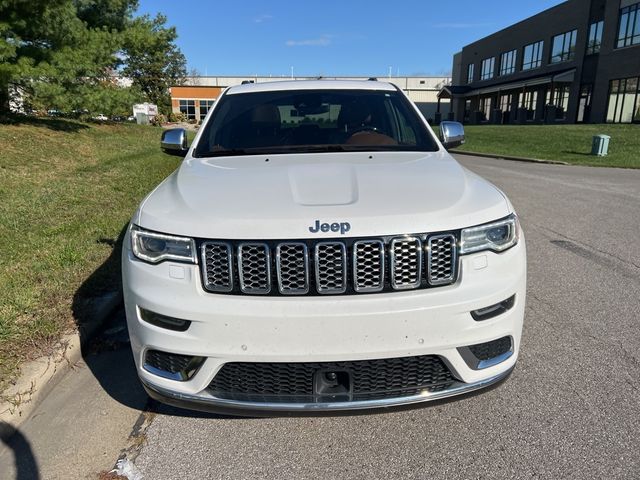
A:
[577,85,593,123]
[551,29,577,63]
[480,97,492,120]
[179,99,196,120]
[546,85,571,119]
[499,94,513,113]
[499,49,517,76]
[587,20,604,54]
[480,57,495,80]
[467,63,475,84]
[519,90,538,120]
[199,99,214,121]
[522,41,544,70]
[464,99,472,122]
[617,2,640,48]
[607,77,640,123]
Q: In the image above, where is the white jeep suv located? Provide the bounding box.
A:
[122,80,526,415]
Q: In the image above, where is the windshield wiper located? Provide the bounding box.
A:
[196,148,252,157]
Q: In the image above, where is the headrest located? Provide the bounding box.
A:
[251,104,281,125]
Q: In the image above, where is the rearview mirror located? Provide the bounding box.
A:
[161,128,188,156]
[439,121,465,150]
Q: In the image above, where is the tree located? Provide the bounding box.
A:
[121,14,186,115]
[0,0,74,113]
[1,0,186,116]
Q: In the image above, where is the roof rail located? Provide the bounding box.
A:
[367,77,378,81]
[241,80,255,85]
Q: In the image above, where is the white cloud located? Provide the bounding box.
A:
[254,14,273,23]
[285,35,332,47]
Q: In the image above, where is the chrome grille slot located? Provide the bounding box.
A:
[427,234,457,285]
[353,240,385,292]
[201,242,233,292]
[238,243,271,294]
[276,243,309,294]
[200,232,457,296]
[315,242,347,294]
[390,237,422,290]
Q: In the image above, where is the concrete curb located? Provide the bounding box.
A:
[0,291,122,434]
[451,149,569,165]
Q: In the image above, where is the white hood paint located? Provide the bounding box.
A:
[136,151,511,239]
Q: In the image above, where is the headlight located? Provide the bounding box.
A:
[130,225,197,264]
[460,214,519,254]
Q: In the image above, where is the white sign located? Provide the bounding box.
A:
[133,103,158,116]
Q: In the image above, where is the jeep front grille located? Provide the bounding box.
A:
[200,232,458,296]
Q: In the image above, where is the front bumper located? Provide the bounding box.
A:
[123,232,526,414]
[142,366,515,416]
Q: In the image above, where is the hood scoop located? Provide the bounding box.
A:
[288,164,358,206]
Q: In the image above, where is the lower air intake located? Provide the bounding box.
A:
[208,355,455,403]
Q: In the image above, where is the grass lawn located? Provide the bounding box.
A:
[445,124,639,168]
[0,117,181,393]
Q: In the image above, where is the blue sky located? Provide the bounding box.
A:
[138,0,565,77]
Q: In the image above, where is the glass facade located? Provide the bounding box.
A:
[499,50,517,76]
[199,100,215,121]
[522,41,544,70]
[617,2,640,48]
[586,21,604,55]
[550,30,577,63]
[480,57,495,80]
[467,63,474,84]
[179,99,196,120]
[607,77,640,123]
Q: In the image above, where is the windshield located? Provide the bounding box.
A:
[194,89,439,157]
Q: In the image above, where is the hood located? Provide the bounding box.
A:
[136,151,510,239]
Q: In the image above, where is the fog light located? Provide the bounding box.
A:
[139,308,191,332]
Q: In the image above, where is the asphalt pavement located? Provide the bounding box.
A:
[2,155,639,479]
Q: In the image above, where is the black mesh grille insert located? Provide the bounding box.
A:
[202,242,233,292]
[353,240,384,292]
[390,237,422,289]
[145,350,195,374]
[468,336,512,360]
[209,355,455,402]
[315,242,347,294]
[238,243,271,294]
[276,243,309,294]
[428,234,456,285]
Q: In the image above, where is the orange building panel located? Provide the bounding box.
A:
[170,86,223,100]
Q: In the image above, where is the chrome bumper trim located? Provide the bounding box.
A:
[142,367,514,414]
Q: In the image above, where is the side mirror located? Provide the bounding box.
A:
[161,128,188,156]
[439,121,465,150]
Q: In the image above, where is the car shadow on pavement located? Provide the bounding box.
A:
[72,223,235,420]
[0,422,40,480]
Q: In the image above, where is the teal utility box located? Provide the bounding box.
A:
[591,134,611,156]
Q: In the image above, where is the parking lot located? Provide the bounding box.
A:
[2,155,639,479]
